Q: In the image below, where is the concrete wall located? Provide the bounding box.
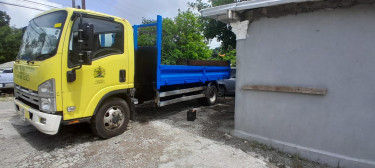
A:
[233,5,375,168]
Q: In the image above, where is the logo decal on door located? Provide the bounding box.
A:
[94,66,106,78]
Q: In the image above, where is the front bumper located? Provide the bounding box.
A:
[0,82,14,89]
[14,98,61,135]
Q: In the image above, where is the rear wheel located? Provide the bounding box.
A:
[198,84,218,106]
[218,84,226,97]
[91,98,130,139]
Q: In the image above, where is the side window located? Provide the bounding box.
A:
[99,33,116,47]
[68,17,124,68]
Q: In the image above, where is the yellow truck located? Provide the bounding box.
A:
[14,8,230,139]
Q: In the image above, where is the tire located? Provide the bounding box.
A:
[91,97,130,139]
[198,84,218,106]
[218,84,226,97]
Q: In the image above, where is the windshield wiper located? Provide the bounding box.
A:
[34,53,53,60]
[27,60,34,64]
[25,53,52,64]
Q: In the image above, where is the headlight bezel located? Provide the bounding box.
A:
[38,79,56,112]
[38,79,55,97]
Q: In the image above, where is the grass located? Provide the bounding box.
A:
[248,140,277,151]
[291,154,303,168]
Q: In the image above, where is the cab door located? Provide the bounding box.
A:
[62,15,129,120]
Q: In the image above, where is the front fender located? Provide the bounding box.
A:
[83,85,131,118]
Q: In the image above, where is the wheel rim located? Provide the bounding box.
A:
[103,106,124,131]
[209,87,216,103]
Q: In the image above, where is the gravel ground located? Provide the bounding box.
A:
[0,89,14,102]
[0,96,332,168]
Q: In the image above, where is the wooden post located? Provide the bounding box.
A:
[82,0,85,9]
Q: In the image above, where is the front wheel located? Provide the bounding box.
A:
[91,98,130,139]
[198,84,218,106]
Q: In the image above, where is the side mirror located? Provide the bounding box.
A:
[78,22,94,66]
[81,23,94,50]
[82,51,92,65]
[67,70,76,83]
[67,14,94,83]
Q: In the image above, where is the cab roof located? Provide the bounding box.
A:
[35,8,129,24]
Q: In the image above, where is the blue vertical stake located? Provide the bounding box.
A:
[156,15,162,90]
[133,25,138,50]
[100,34,105,47]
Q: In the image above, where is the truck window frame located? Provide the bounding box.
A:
[68,14,124,68]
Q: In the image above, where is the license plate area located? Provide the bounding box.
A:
[16,104,31,120]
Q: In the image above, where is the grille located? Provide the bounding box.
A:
[14,84,39,109]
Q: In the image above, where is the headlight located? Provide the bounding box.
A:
[38,79,55,97]
[41,98,55,111]
[38,79,56,112]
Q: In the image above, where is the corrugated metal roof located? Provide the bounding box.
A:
[201,0,320,17]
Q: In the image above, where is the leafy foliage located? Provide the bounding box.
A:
[189,0,237,52]
[0,11,10,27]
[211,47,236,67]
[138,10,211,65]
[186,0,237,67]
[0,11,22,64]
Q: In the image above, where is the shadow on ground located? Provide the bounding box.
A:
[11,118,98,152]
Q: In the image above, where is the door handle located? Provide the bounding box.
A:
[119,69,126,82]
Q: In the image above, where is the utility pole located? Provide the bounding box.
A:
[72,0,75,8]
[82,0,85,9]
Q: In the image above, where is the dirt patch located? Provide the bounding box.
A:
[0,91,13,102]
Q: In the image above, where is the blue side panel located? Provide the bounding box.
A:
[159,65,230,87]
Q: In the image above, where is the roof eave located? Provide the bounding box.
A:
[201,0,320,22]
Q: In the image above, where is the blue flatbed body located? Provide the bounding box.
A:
[159,65,230,87]
[133,15,230,90]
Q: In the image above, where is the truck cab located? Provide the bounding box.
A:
[14,8,134,138]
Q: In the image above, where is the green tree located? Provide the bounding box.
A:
[0,11,10,27]
[211,47,236,67]
[0,11,22,64]
[174,10,211,62]
[138,10,211,65]
[187,0,237,67]
[189,0,236,52]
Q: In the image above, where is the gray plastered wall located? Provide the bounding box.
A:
[232,4,375,168]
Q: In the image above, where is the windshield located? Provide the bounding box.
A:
[17,11,67,61]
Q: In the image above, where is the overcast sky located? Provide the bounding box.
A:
[0,0,220,48]
[0,0,62,27]
[0,0,205,27]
